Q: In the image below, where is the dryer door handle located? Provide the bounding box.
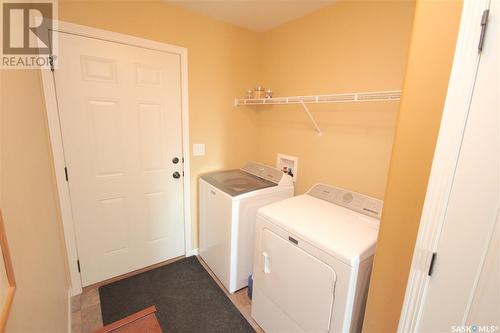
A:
[263,252,271,274]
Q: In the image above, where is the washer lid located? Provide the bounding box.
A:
[257,190,381,266]
[201,169,276,197]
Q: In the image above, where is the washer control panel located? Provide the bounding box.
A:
[241,161,284,184]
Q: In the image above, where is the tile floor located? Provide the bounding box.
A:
[71,256,263,333]
[71,288,102,333]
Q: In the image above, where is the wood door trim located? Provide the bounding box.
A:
[84,255,183,291]
[0,211,16,333]
[93,306,158,333]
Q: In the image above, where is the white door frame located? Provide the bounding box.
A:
[41,21,192,296]
[397,0,492,331]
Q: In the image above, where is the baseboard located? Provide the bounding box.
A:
[70,284,83,297]
[67,289,72,333]
[189,248,199,256]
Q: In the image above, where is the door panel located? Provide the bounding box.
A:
[466,217,500,326]
[261,228,336,332]
[55,32,185,286]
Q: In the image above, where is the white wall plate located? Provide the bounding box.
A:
[193,144,205,156]
[277,153,298,182]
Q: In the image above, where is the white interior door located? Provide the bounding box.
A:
[54,32,185,286]
[417,2,499,331]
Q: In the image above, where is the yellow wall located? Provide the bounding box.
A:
[1,1,449,331]
[58,0,261,247]
[54,0,416,247]
[1,2,261,331]
[255,0,416,198]
[363,1,463,331]
[1,70,70,332]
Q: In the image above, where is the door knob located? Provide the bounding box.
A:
[173,171,181,179]
[172,157,179,164]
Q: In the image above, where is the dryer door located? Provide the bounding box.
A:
[260,228,336,332]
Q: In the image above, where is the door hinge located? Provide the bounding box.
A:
[77,260,81,273]
[428,252,437,276]
[49,55,54,72]
[478,9,490,52]
[64,167,69,182]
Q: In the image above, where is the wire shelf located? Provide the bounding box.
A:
[234,90,402,136]
[234,90,401,106]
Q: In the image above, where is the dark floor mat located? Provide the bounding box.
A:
[98,256,255,333]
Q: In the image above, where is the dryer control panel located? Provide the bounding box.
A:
[308,184,383,219]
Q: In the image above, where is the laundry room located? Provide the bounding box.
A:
[2,0,499,333]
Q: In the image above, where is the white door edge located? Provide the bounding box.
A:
[397,0,491,331]
[41,21,192,296]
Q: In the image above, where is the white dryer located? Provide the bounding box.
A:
[251,184,383,333]
[199,161,294,294]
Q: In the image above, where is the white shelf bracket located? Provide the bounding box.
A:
[300,101,323,136]
[234,90,402,136]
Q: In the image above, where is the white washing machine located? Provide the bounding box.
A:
[199,161,294,294]
[251,184,383,333]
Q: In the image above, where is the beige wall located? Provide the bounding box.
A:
[0,70,70,332]
[1,1,456,331]
[255,0,416,198]
[1,2,261,331]
[58,0,261,247]
[363,1,463,331]
[52,0,415,248]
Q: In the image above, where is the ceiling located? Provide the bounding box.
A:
[167,1,336,32]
